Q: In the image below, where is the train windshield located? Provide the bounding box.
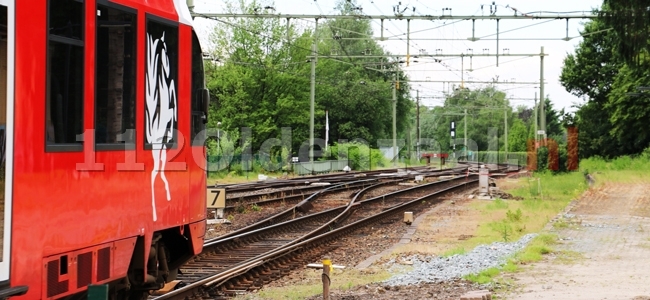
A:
[191,30,205,141]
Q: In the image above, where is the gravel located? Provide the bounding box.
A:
[383,233,538,286]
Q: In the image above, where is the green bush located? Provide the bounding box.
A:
[580,149,650,173]
[324,142,387,170]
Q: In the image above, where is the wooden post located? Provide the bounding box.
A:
[322,256,331,300]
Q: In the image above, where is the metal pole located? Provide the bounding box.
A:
[496,19,500,67]
[461,55,464,88]
[416,90,420,160]
[539,46,546,139]
[310,19,318,173]
[504,106,508,164]
[534,91,538,149]
[393,72,397,167]
[286,18,291,44]
[464,109,467,160]
[407,20,410,66]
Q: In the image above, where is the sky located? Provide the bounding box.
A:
[189,0,604,113]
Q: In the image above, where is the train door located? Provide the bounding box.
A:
[0,0,13,284]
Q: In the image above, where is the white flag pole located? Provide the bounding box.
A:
[325,110,329,151]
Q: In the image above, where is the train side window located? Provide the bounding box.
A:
[46,0,85,149]
[95,4,136,148]
[144,17,178,149]
[190,30,205,141]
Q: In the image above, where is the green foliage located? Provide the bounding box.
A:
[489,208,526,242]
[580,147,650,172]
[490,221,513,242]
[475,151,528,165]
[514,234,556,264]
[508,118,529,152]
[464,267,501,284]
[536,98,565,141]
[486,198,509,210]
[421,86,560,158]
[506,209,523,222]
[561,13,650,158]
[599,0,650,66]
[606,64,650,154]
[324,142,387,170]
[560,17,621,103]
[204,0,414,158]
[430,87,516,152]
[251,204,261,212]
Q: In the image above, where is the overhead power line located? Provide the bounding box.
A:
[192,13,597,21]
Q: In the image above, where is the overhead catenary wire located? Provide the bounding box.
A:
[194,4,575,110]
[197,14,399,74]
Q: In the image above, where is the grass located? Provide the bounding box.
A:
[452,170,589,284]
[442,171,586,256]
[555,250,585,264]
[461,155,650,285]
[442,247,467,257]
[580,154,650,184]
[235,269,392,300]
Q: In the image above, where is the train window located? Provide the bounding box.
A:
[46,0,84,148]
[144,17,178,149]
[49,0,84,40]
[191,30,205,141]
[95,4,136,147]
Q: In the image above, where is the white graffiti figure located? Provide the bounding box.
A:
[145,32,177,222]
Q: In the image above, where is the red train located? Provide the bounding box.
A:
[0,0,209,298]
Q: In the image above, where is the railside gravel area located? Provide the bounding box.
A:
[382,233,537,286]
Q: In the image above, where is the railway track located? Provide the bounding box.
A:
[153,172,481,299]
[219,178,380,213]
[212,166,430,192]
[216,165,472,214]
[207,165,473,239]
[208,179,396,242]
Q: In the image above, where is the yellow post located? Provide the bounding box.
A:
[322,256,332,300]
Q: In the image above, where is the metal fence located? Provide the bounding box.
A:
[291,160,349,176]
[206,155,349,176]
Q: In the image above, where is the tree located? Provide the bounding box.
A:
[600,0,650,66]
[560,17,621,104]
[315,0,413,145]
[508,118,528,152]
[429,87,517,152]
[560,15,621,158]
[606,64,650,154]
[205,0,414,160]
[206,0,314,152]
[536,98,564,142]
[560,9,650,158]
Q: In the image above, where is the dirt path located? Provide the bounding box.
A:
[505,182,650,300]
